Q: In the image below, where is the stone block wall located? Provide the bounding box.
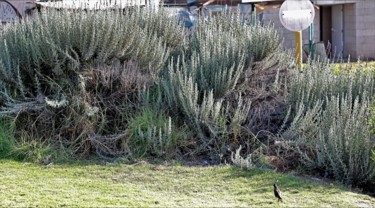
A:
[258,0,375,59]
[344,3,356,58]
[355,0,375,59]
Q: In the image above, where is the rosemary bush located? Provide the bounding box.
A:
[0,8,183,103]
[283,62,375,186]
[162,58,250,151]
[231,145,254,170]
[287,61,375,112]
[0,7,284,159]
[128,109,190,158]
[192,14,281,64]
[283,96,374,186]
[0,8,184,157]
[161,13,282,153]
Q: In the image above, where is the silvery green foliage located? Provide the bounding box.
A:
[160,13,280,151]
[192,14,281,64]
[283,95,374,186]
[0,8,183,102]
[134,117,174,157]
[185,13,281,99]
[281,101,322,146]
[128,106,189,158]
[188,24,246,98]
[315,96,374,185]
[287,61,375,112]
[162,57,251,150]
[284,62,375,185]
[0,8,282,157]
[231,145,253,170]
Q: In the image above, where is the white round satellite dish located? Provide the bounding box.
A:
[0,0,21,23]
[279,0,315,32]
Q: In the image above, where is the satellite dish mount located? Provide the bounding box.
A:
[279,0,315,68]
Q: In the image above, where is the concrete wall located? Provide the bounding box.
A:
[354,0,375,59]
[343,3,356,57]
[312,0,356,5]
[258,0,375,59]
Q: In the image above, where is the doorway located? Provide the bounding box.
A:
[320,4,344,58]
[331,4,344,57]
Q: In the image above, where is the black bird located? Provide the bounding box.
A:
[273,184,283,202]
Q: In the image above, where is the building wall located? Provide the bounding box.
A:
[261,7,320,56]
[343,3,356,58]
[256,0,375,59]
[313,0,356,5]
[354,0,375,59]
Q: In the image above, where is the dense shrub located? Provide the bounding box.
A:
[0,8,183,157]
[283,96,374,185]
[287,61,375,112]
[1,3,374,191]
[8,139,52,163]
[0,8,182,104]
[128,108,191,158]
[0,8,283,159]
[161,14,283,154]
[282,62,375,186]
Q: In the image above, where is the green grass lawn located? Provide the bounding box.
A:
[331,61,375,72]
[0,160,374,207]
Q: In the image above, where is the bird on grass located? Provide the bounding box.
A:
[273,183,283,202]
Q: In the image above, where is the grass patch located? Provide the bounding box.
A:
[0,160,374,207]
[128,108,190,158]
[0,119,15,158]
